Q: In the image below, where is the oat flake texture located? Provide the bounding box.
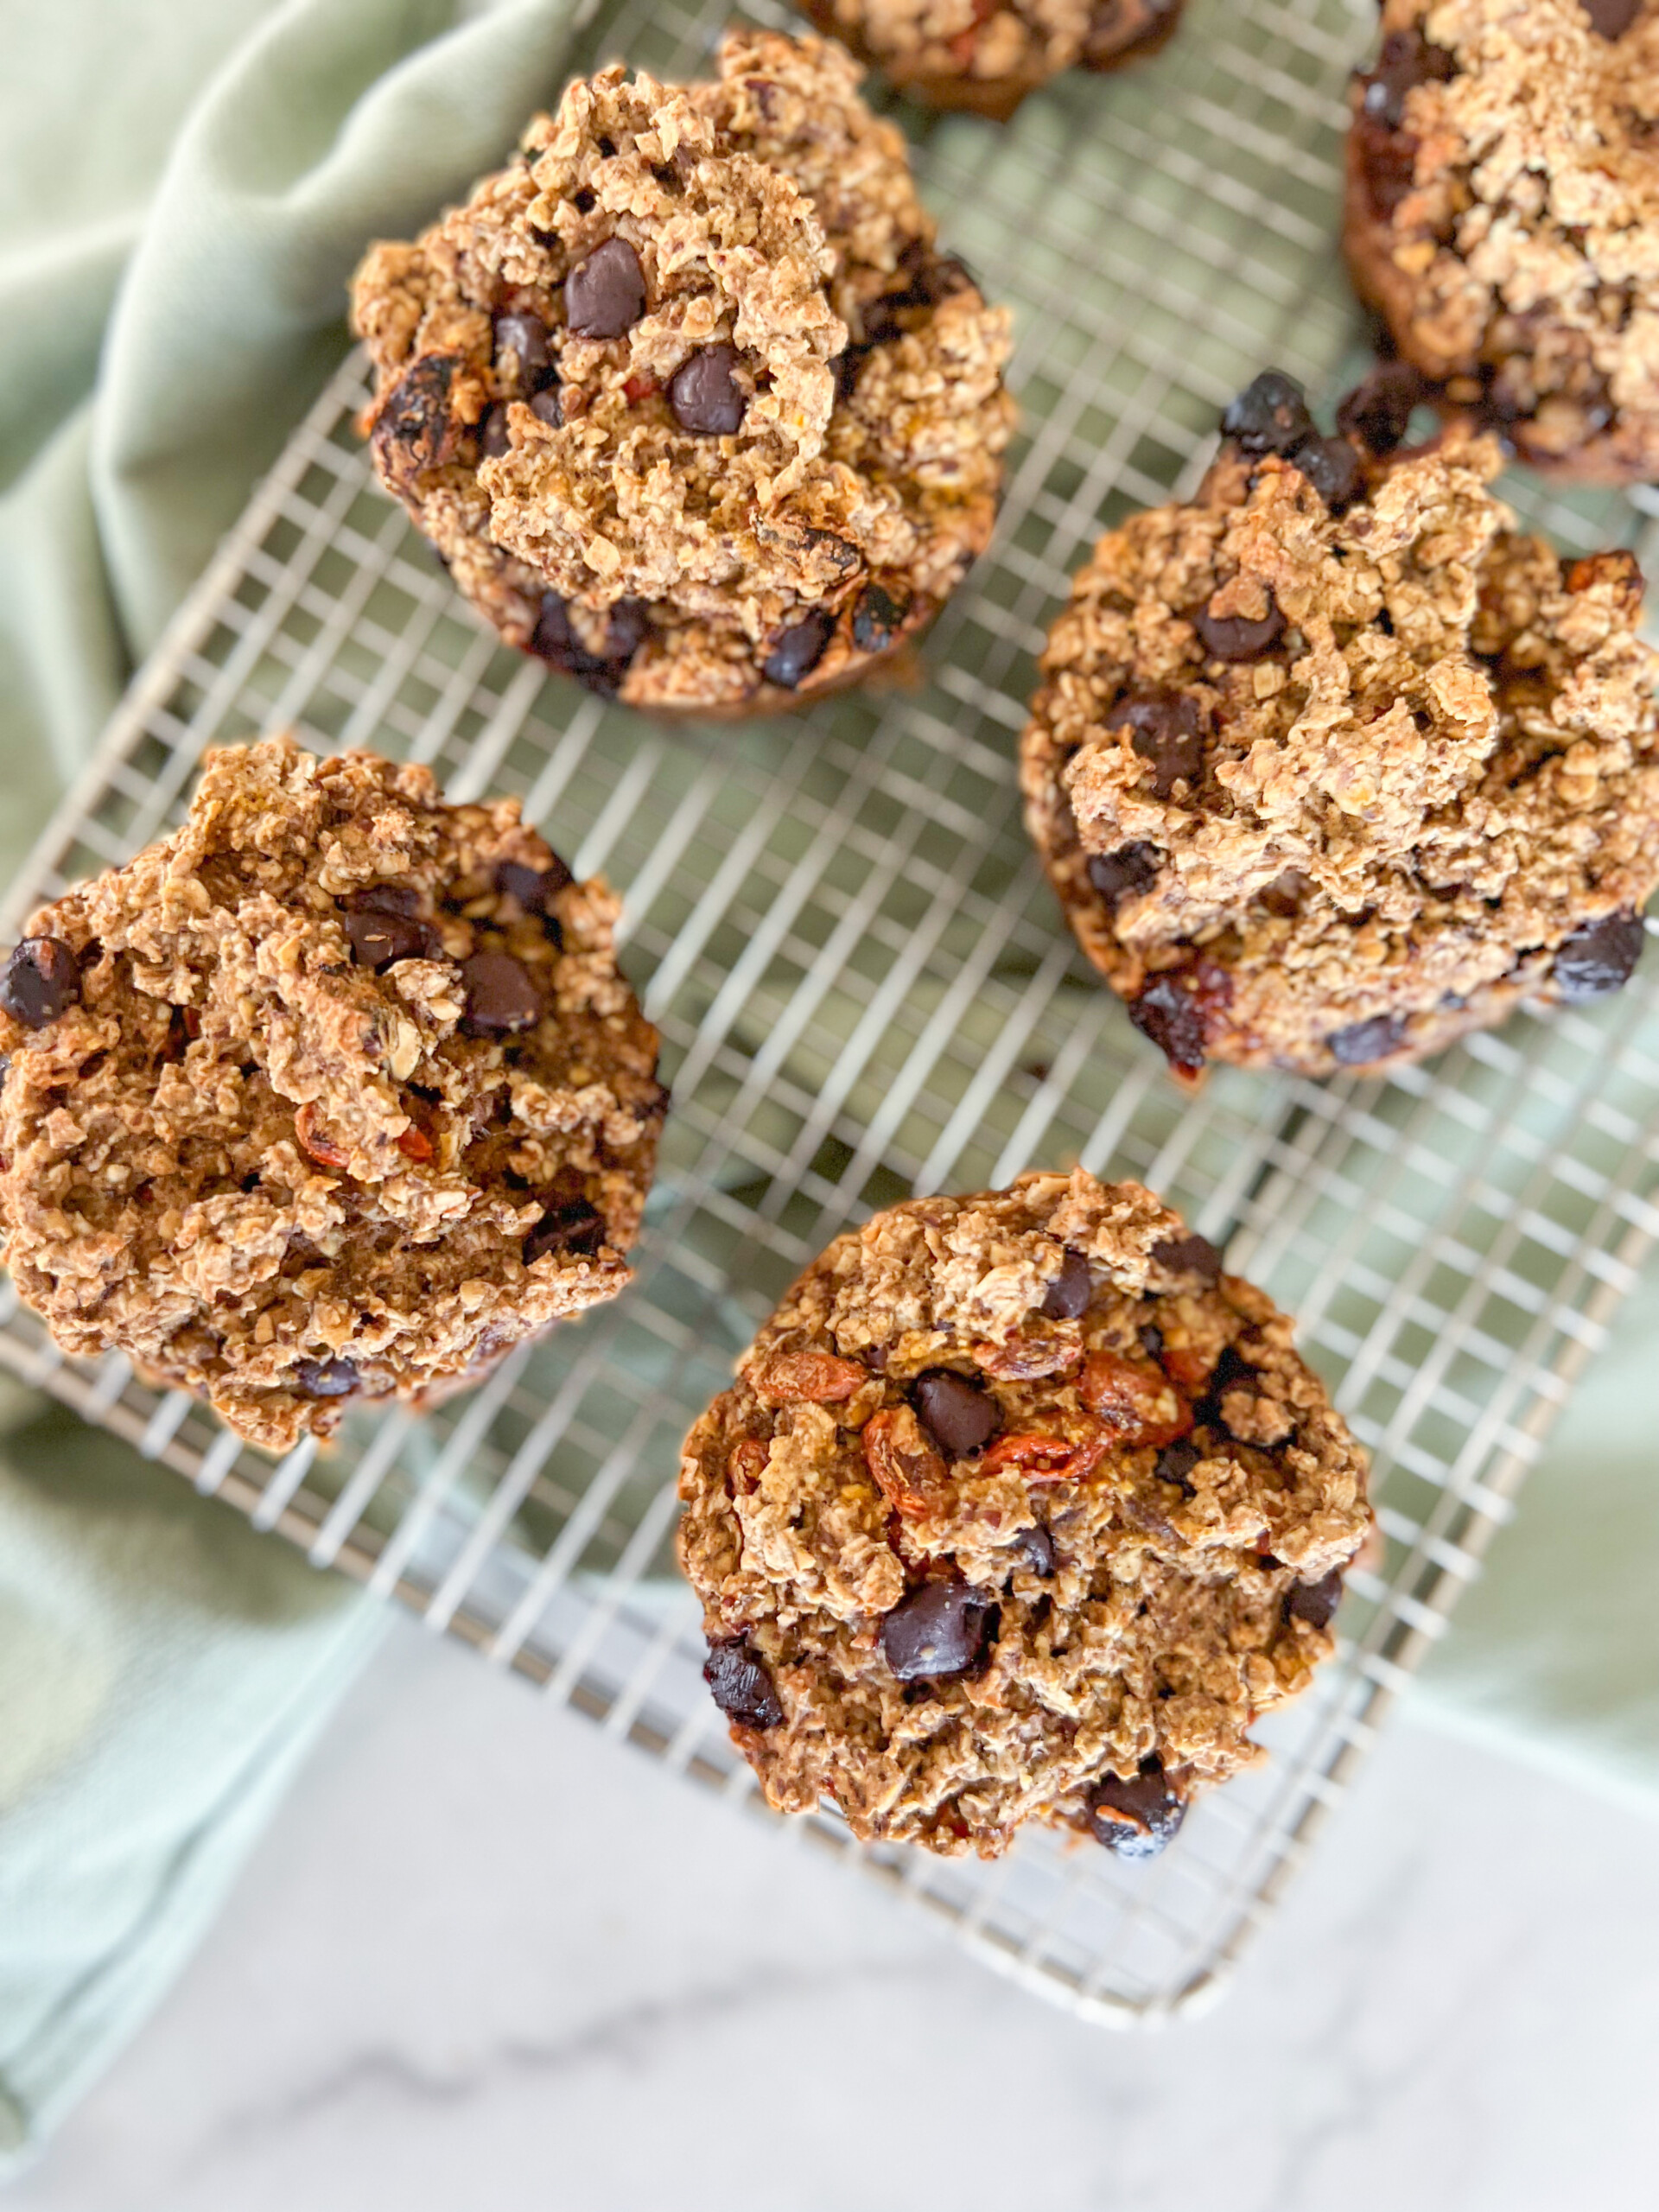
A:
[677,1170,1370,1859]
[0,736,665,1452]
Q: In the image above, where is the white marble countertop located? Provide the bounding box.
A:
[9,1616,1657,2212]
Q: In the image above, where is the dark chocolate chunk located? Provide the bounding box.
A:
[459,950,543,1036]
[295,1356,359,1399]
[1291,434,1363,512]
[761,607,835,690]
[1041,1248,1092,1320]
[880,1580,1000,1683]
[495,855,573,913]
[479,404,512,458]
[528,386,563,427]
[1360,28,1458,128]
[1139,1322,1164,1358]
[604,597,653,663]
[1155,1437,1202,1494]
[530,589,647,696]
[1130,971,1212,1077]
[1286,1567,1344,1630]
[524,1198,605,1262]
[1336,362,1426,458]
[1220,371,1315,457]
[493,310,550,378]
[1013,1523,1057,1579]
[341,902,436,970]
[667,343,746,435]
[1151,1231,1223,1286]
[914,1369,1000,1457]
[1106,690,1207,798]
[1326,1013,1408,1065]
[1089,1758,1186,1859]
[1,938,81,1028]
[564,237,646,338]
[1192,594,1285,663]
[703,1637,784,1728]
[852,582,910,654]
[1583,0,1641,35]
[371,353,464,479]
[1553,909,1646,1002]
[1086,842,1160,912]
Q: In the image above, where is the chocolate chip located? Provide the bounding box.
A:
[1583,0,1641,35]
[1291,435,1363,513]
[761,608,835,690]
[1151,1232,1223,1286]
[880,1580,1000,1683]
[1041,1249,1092,1320]
[703,1637,784,1728]
[914,1369,1000,1457]
[459,950,543,1036]
[1130,971,1214,1077]
[604,597,652,663]
[1086,842,1160,912]
[371,353,464,478]
[479,404,511,458]
[528,386,563,427]
[1192,594,1285,663]
[564,237,645,338]
[852,582,909,654]
[493,310,550,378]
[524,1198,605,1262]
[1013,1523,1056,1579]
[1089,1759,1186,1859]
[1327,1013,1408,1065]
[531,589,647,696]
[1106,690,1207,798]
[1337,362,1426,457]
[341,904,436,970]
[1553,910,1646,1002]
[1286,1567,1344,1630]
[1361,28,1458,127]
[1,938,81,1028]
[667,344,746,435]
[495,856,573,913]
[1155,1438,1201,1494]
[295,1356,359,1399]
[1139,1322,1164,1358]
[1221,371,1314,457]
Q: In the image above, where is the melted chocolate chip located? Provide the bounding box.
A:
[371,353,464,477]
[1583,0,1642,35]
[495,855,573,914]
[341,903,437,970]
[1,938,81,1028]
[1129,966,1224,1077]
[1089,1758,1186,1859]
[1327,1013,1408,1066]
[1106,690,1207,798]
[524,1198,605,1262]
[1292,435,1363,512]
[667,344,746,435]
[493,309,550,377]
[1086,842,1160,912]
[1013,1523,1057,1579]
[1041,1248,1092,1320]
[565,237,646,338]
[1192,594,1285,663]
[914,1369,1000,1457]
[1151,1231,1223,1286]
[880,1581,1000,1683]
[1155,1437,1202,1494]
[531,589,649,696]
[761,608,835,690]
[1336,362,1426,458]
[1221,371,1315,457]
[852,582,910,654]
[459,950,543,1036]
[1361,28,1458,128]
[1286,1567,1344,1630]
[1553,910,1646,1001]
[295,1356,359,1399]
[479,404,511,458]
[528,386,563,427]
[703,1637,784,1728]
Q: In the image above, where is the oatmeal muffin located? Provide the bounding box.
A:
[350,30,1014,716]
[1020,368,1659,1081]
[677,1169,1370,1859]
[0,736,665,1452]
[1345,0,1659,481]
[795,0,1184,121]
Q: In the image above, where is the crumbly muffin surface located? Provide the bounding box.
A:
[1020,371,1659,1079]
[1345,0,1659,480]
[677,1171,1369,1859]
[797,0,1182,117]
[351,30,1014,714]
[0,737,664,1452]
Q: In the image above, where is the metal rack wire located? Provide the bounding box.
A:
[4,0,1659,2021]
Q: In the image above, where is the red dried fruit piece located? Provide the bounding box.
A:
[1078,1349,1192,1447]
[726,1437,769,1497]
[863,1405,950,1517]
[623,372,658,405]
[396,1123,433,1163]
[1160,1343,1216,1393]
[751,1351,868,1406]
[978,1428,1114,1484]
[294,1103,351,1170]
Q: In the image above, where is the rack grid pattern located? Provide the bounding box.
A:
[5,0,1659,2022]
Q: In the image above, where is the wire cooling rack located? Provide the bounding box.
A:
[6,0,1659,2024]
